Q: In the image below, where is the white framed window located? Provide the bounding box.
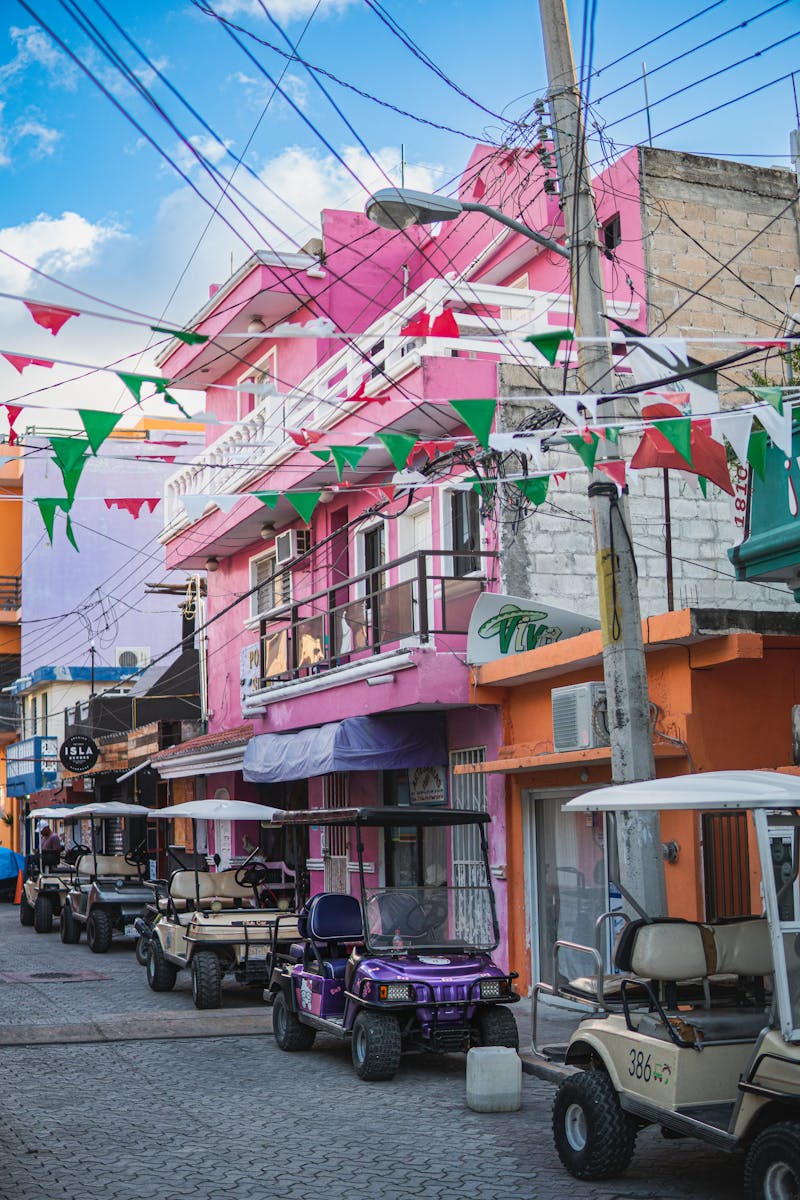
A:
[507,271,529,289]
[249,550,291,620]
[237,348,278,420]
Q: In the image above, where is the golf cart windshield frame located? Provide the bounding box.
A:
[274,806,500,956]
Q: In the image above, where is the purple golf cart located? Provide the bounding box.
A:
[268,806,519,1081]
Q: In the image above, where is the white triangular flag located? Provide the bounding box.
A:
[214,495,241,513]
[182,495,212,521]
[713,410,753,465]
[550,393,584,427]
[757,402,792,456]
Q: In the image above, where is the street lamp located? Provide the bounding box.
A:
[365,187,570,259]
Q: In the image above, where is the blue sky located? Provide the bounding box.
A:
[0,0,797,416]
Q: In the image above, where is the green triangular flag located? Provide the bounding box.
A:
[515,477,550,507]
[564,432,600,472]
[150,325,208,346]
[448,399,496,449]
[49,436,89,475]
[287,492,322,524]
[116,371,164,404]
[65,514,79,552]
[310,448,331,464]
[330,445,369,480]
[653,418,693,465]
[78,410,122,455]
[254,492,279,509]
[747,429,768,482]
[524,328,574,365]
[35,499,60,545]
[377,431,418,470]
[58,459,87,505]
[467,477,496,502]
[698,477,708,499]
[753,386,783,414]
[604,426,620,444]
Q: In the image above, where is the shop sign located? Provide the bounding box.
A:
[466,592,599,664]
[240,643,261,699]
[59,734,99,774]
[409,765,447,807]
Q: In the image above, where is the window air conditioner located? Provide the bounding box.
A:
[551,682,609,753]
[275,528,311,566]
[116,646,151,671]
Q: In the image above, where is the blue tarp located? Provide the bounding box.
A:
[0,847,25,880]
[243,713,447,784]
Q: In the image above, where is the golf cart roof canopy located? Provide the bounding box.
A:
[67,802,152,819]
[27,806,75,820]
[148,798,281,823]
[564,770,800,813]
[273,806,490,828]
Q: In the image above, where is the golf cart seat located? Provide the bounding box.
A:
[297,892,363,979]
[75,854,140,879]
[166,869,252,911]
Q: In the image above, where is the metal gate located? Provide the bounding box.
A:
[322,773,349,893]
[449,747,491,944]
[702,811,752,920]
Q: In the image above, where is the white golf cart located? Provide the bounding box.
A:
[143,798,299,1009]
[529,770,800,1200]
[20,805,75,933]
[60,801,154,952]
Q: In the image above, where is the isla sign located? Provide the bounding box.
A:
[466,593,599,665]
[59,734,99,774]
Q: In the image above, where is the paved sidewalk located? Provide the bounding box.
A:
[0,905,742,1200]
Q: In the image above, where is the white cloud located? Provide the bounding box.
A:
[134,57,170,91]
[0,25,78,92]
[14,119,60,159]
[0,212,125,293]
[213,0,358,19]
[174,133,233,174]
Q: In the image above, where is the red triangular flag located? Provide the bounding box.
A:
[596,461,627,490]
[345,379,367,404]
[23,302,80,336]
[379,485,396,500]
[104,498,159,518]
[631,425,733,495]
[401,311,430,337]
[3,354,53,374]
[430,309,460,338]
[472,176,486,200]
[4,405,22,446]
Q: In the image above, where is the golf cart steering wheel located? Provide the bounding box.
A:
[369,894,439,940]
[125,847,148,866]
[235,862,270,889]
[72,843,90,855]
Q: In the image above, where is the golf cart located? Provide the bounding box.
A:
[268,807,519,1081]
[59,801,154,952]
[143,798,299,1009]
[20,805,74,933]
[528,770,800,1199]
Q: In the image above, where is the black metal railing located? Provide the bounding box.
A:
[258,550,495,687]
[0,576,21,611]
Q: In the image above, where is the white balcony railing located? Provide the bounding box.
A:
[161,278,638,539]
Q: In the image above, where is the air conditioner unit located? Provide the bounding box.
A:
[275,528,311,566]
[116,646,150,671]
[551,682,609,753]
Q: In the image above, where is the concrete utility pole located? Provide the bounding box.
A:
[538,0,667,915]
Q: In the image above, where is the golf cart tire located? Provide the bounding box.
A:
[19,893,34,926]
[744,1121,800,1200]
[191,951,222,1010]
[146,937,177,992]
[351,1011,402,1082]
[60,904,81,944]
[478,1005,519,1049]
[33,895,53,934]
[86,909,113,954]
[135,935,150,966]
[553,1070,637,1180]
[272,990,316,1052]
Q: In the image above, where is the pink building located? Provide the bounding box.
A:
[153,143,645,968]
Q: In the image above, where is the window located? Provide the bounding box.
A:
[238,348,278,420]
[603,214,621,256]
[450,490,481,577]
[41,692,48,737]
[29,695,38,737]
[250,552,291,619]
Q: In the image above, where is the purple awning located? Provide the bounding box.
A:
[242,714,447,784]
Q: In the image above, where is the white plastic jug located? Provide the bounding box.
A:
[466,1045,522,1112]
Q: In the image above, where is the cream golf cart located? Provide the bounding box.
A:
[142,798,299,1009]
[529,770,800,1200]
[20,805,75,933]
[59,801,154,952]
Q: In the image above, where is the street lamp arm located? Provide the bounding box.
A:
[460,201,570,259]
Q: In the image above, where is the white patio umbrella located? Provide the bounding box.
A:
[148,799,282,823]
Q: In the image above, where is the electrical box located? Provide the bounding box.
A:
[551,682,609,752]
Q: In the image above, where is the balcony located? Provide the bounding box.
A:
[162,278,640,545]
[7,735,58,797]
[0,576,21,615]
[253,549,495,693]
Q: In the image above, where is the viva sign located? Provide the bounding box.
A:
[466,593,599,665]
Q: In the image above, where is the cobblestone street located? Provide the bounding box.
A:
[0,906,748,1200]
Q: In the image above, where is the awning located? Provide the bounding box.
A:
[117,759,152,783]
[243,713,447,784]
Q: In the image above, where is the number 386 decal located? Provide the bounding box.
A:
[628,1049,652,1081]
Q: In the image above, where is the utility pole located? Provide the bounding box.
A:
[538,0,666,915]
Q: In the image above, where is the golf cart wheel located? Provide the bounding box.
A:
[351,1011,402,1082]
[19,892,34,927]
[33,895,53,934]
[60,904,81,944]
[86,909,113,954]
[744,1122,800,1200]
[135,935,150,966]
[146,937,177,992]
[478,1006,519,1050]
[553,1070,637,1180]
[272,991,316,1052]
[191,951,222,1010]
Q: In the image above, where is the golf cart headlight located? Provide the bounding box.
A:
[479,978,508,999]
[378,982,414,1002]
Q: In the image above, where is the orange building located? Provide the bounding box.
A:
[458,607,800,995]
[0,449,22,852]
